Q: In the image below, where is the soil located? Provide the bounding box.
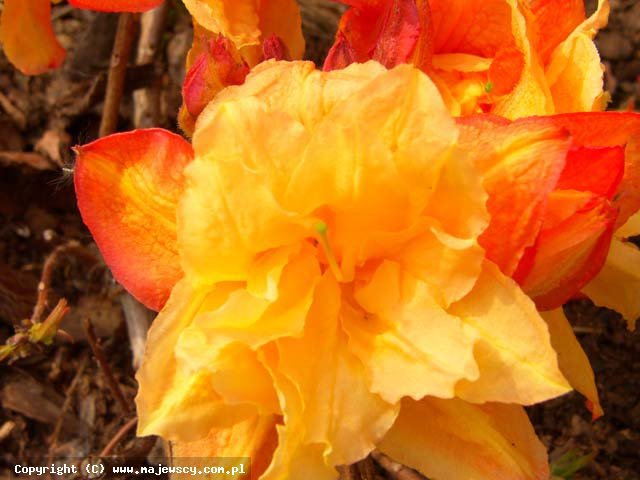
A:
[0,1,638,479]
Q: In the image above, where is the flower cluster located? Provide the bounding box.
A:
[51,0,640,478]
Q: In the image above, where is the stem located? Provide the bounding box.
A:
[83,318,132,415]
[99,12,137,137]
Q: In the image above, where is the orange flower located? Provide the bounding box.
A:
[325,0,609,118]
[76,61,577,479]
[178,0,305,134]
[0,0,162,75]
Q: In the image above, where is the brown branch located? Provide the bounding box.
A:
[133,1,168,128]
[83,318,131,415]
[30,241,97,325]
[99,12,137,137]
[99,417,138,457]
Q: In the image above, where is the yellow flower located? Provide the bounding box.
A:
[75,61,572,479]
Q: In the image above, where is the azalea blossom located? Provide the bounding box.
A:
[325,0,609,118]
[0,0,163,75]
[74,60,611,479]
[178,0,305,133]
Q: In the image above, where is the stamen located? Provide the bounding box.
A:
[315,221,343,281]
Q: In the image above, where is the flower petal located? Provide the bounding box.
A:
[74,129,193,311]
[459,116,570,276]
[274,272,399,467]
[172,414,278,480]
[182,0,304,60]
[345,260,479,404]
[541,309,603,419]
[325,0,422,70]
[582,213,640,330]
[379,397,550,480]
[68,0,163,11]
[517,191,617,309]
[136,279,259,441]
[450,261,570,404]
[545,112,640,227]
[0,0,65,75]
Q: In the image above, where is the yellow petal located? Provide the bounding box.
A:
[379,397,550,480]
[136,279,259,441]
[582,213,640,329]
[541,309,603,418]
[274,273,399,467]
[0,0,65,75]
[346,260,479,403]
[172,414,278,479]
[545,33,604,113]
[450,261,571,404]
[181,96,311,284]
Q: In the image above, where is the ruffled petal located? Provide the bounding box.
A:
[450,261,571,404]
[345,260,479,404]
[379,397,550,480]
[273,273,399,468]
[541,309,603,418]
[136,279,259,441]
[74,129,193,311]
[0,0,65,75]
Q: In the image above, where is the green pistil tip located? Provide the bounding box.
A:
[315,221,328,235]
[484,81,494,93]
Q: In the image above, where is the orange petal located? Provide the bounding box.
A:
[325,0,422,69]
[459,116,570,276]
[556,146,624,199]
[0,0,65,75]
[546,112,640,227]
[68,0,163,11]
[173,414,279,480]
[541,309,603,419]
[74,129,193,311]
[379,397,550,480]
[517,191,617,309]
[525,0,586,63]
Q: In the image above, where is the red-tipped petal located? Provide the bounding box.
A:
[74,129,193,311]
[69,0,163,12]
[181,35,249,130]
[546,112,640,227]
[262,34,291,61]
[518,192,617,309]
[556,146,625,199]
[0,0,66,75]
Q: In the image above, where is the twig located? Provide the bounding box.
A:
[119,293,151,371]
[371,451,426,480]
[99,12,137,137]
[30,241,97,325]
[338,457,377,480]
[133,1,168,128]
[99,417,138,457]
[83,318,131,415]
[47,353,89,473]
